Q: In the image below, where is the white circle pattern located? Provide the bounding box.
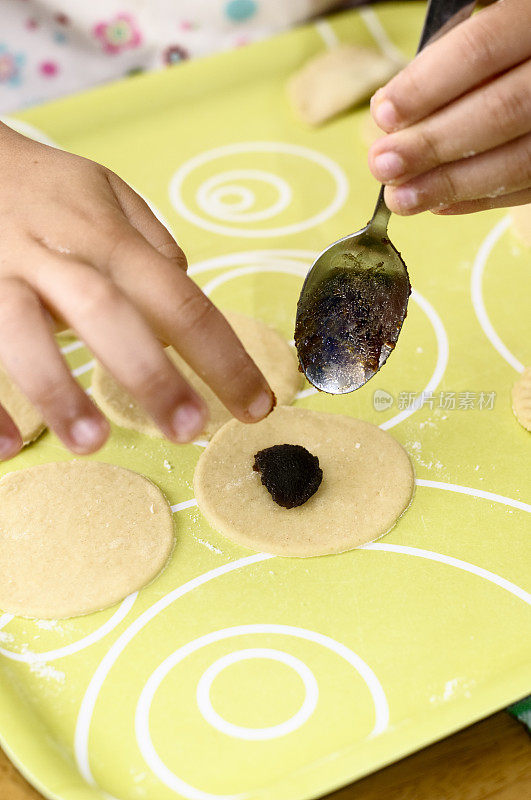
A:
[197,648,318,740]
[471,215,524,373]
[75,533,531,800]
[135,624,387,800]
[0,593,137,663]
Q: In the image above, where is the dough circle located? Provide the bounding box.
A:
[194,407,414,557]
[511,366,531,431]
[0,462,174,618]
[0,366,46,445]
[92,311,301,439]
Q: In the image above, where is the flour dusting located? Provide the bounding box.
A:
[192,535,223,554]
[29,660,65,682]
[35,619,61,631]
[430,676,475,705]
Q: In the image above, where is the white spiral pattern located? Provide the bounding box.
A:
[169,142,349,237]
[196,170,292,223]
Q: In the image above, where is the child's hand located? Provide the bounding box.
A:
[0,123,275,459]
[368,0,531,215]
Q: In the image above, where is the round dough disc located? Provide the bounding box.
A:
[511,366,531,431]
[92,311,301,439]
[0,366,46,445]
[0,462,174,618]
[194,407,414,557]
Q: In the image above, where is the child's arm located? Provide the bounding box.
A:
[0,123,274,459]
[368,0,531,215]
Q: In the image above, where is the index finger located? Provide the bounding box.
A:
[105,171,188,270]
[106,230,276,424]
[371,0,531,132]
[0,401,22,460]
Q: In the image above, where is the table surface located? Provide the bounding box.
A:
[2,712,529,800]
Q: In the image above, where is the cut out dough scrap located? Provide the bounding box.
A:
[288,44,403,126]
[0,365,46,445]
[92,311,302,439]
[512,367,531,431]
[194,407,414,557]
[0,462,174,619]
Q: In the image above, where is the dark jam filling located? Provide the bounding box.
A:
[253,444,323,509]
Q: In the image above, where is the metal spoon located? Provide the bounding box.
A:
[295,0,475,394]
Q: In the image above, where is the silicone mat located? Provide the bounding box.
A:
[0,4,529,800]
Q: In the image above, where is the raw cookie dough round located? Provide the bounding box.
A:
[92,311,301,439]
[194,407,414,557]
[511,366,531,431]
[0,366,46,445]
[0,462,174,618]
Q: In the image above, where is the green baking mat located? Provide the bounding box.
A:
[0,4,530,800]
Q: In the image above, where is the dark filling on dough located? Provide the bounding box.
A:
[253,444,322,509]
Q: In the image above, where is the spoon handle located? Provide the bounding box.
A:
[369,186,391,236]
[417,0,477,53]
[370,0,477,234]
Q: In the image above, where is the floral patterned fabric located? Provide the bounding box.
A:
[0,0,344,112]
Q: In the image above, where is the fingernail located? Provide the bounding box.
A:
[431,206,453,215]
[392,186,419,211]
[172,402,205,443]
[248,390,274,421]
[372,98,400,131]
[70,417,104,450]
[373,151,405,181]
[431,202,452,214]
[0,435,20,460]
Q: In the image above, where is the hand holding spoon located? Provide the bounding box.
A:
[295,0,476,394]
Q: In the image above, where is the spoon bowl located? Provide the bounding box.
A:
[295,190,410,394]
